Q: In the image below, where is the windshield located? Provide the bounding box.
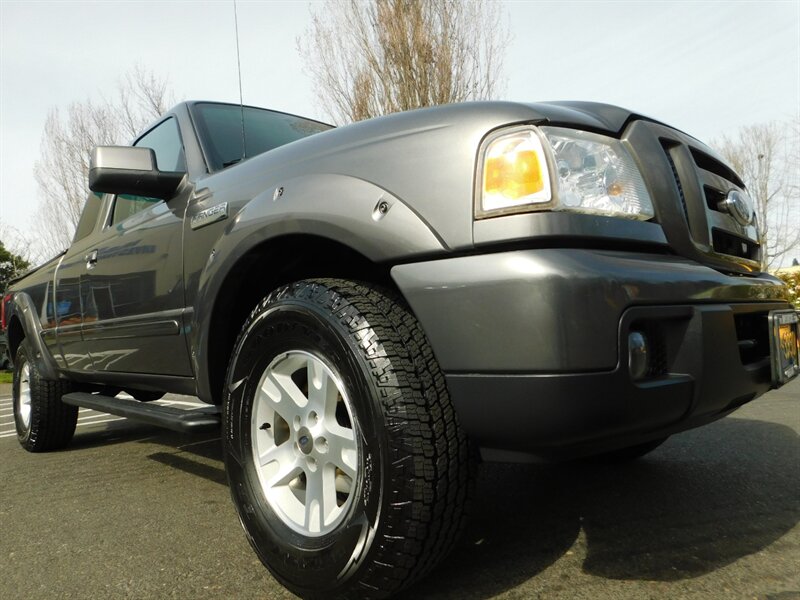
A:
[191,103,333,171]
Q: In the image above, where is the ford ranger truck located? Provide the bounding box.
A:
[3,100,798,599]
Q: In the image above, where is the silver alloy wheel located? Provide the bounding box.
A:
[251,350,359,537]
[19,361,32,430]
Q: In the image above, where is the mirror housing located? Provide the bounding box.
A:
[89,146,184,200]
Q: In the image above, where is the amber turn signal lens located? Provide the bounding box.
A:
[477,127,552,216]
[484,150,544,200]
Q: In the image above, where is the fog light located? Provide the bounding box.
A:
[628,331,649,380]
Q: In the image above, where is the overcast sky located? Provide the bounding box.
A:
[1,0,798,247]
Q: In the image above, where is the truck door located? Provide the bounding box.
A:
[54,191,105,371]
[80,117,193,376]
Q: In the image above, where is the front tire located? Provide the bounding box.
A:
[13,341,77,452]
[223,279,473,599]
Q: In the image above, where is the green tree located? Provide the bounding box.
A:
[0,239,30,292]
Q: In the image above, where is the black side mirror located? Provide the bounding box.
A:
[89,146,184,200]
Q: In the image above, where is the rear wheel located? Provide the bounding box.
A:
[223,279,474,599]
[13,341,77,452]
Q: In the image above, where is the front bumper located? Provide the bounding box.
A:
[391,249,791,458]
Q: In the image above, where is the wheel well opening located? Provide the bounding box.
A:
[206,235,396,404]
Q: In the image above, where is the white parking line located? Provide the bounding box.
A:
[77,413,125,422]
[1,409,108,419]
[74,416,128,428]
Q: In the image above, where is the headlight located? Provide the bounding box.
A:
[542,127,654,220]
[476,125,654,221]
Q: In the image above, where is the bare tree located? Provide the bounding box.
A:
[298,0,509,124]
[32,68,173,257]
[117,66,174,139]
[714,121,800,270]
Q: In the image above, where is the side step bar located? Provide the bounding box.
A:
[62,392,221,434]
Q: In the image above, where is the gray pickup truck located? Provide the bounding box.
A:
[3,100,798,599]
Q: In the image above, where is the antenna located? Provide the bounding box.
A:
[233,0,247,160]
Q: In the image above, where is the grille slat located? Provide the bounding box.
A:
[690,147,746,188]
[660,140,690,224]
[711,228,760,261]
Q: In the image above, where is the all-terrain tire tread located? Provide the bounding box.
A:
[235,279,474,599]
[15,342,77,452]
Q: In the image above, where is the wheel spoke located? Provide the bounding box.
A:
[307,360,339,418]
[19,362,32,429]
[259,373,306,422]
[304,467,323,531]
[265,451,302,488]
[326,427,357,479]
[320,465,338,524]
[257,440,293,468]
[303,465,338,530]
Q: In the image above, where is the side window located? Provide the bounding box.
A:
[135,117,185,172]
[110,117,185,226]
[112,194,162,225]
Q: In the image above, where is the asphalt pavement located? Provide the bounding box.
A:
[0,380,798,599]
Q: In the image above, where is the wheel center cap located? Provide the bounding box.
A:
[297,428,313,455]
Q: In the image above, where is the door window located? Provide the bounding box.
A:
[110,117,185,226]
[136,117,185,172]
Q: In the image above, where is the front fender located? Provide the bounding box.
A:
[237,173,445,259]
[192,172,447,402]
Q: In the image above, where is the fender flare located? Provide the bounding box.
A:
[9,292,61,381]
[191,172,447,402]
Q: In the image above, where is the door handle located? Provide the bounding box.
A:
[85,250,98,270]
